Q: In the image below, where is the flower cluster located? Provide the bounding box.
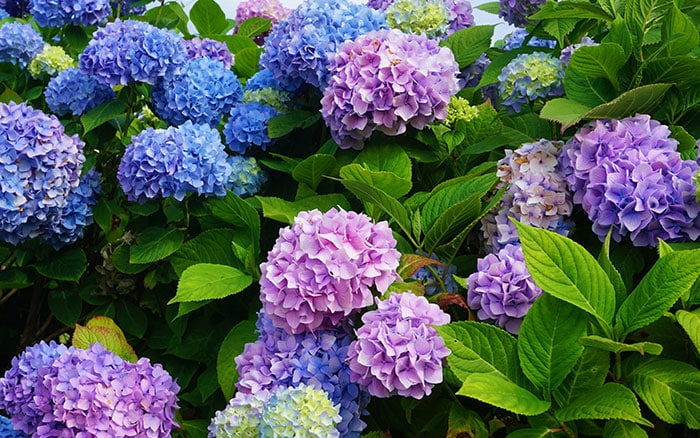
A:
[560,36,598,66]
[117,121,232,203]
[30,0,111,27]
[260,0,386,90]
[151,57,242,127]
[28,44,74,78]
[503,29,556,50]
[111,0,146,16]
[0,415,23,437]
[411,253,458,295]
[259,208,401,333]
[224,102,278,154]
[559,114,700,246]
[0,22,44,68]
[235,0,290,44]
[481,139,573,251]
[208,392,265,438]
[226,156,267,197]
[444,96,479,127]
[460,53,490,88]
[385,0,450,39]
[498,52,564,112]
[243,68,293,110]
[321,28,460,149]
[348,292,451,399]
[467,244,543,334]
[445,0,474,35]
[499,0,546,27]
[184,37,234,69]
[79,19,186,87]
[260,384,342,437]
[0,102,86,245]
[45,67,115,116]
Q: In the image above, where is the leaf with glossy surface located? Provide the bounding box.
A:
[457,374,550,416]
[267,110,321,138]
[341,179,412,239]
[292,154,337,191]
[114,300,148,338]
[169,263,252,304]
[236,17,271,38]
[440,25,494,68]
[421,174,496,232]
[676,309,700,354]
[73,316,137,362]
[130,227,184,264]
[340,164,412,198]
[169,229,239,277]
[603,420,647,438]
[207,192,260,249]
[48,289,82,327]
[556,383,652,426]
[553,347,609,407]
[578,335,663,355]
[256,194,350,224]
[190,0,228,35]
[598,231,628,309]
[423,194,482,252]
[539,98,592,128]
[81,100,126,133]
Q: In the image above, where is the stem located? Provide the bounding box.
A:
[560,422,577,438]
[155,0,166,27]
[0,288,18,306]
[614,351,623,381]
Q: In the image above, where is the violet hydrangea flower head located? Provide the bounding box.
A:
[151,57,243,127]
[467,244,543,334]
[0,341,71,434]
[45,67,115,116]
[30,0,112,28]
[28,44,75,78]
[498,51,564,113]
[481,139,574,252]
[503,29,556,50]
[0,415,24,438]
[445,0,474,35]
[225,156,267,197]
[260,208,401,334]
[208,392,267,438]
[560,36,598,66]
[79,19,186,87]
[0,22,44,68]
[459,53,490,88]
[223,102,278,154]
[385,0,450,39]
[348,292,451,399]
[321,28,460,150]
[259,384,342,437]
[235,0,290,45]
[367,0,393,10]
[117,121,232,203]
[499,0,545,27]
[184,37,234,69]
[260,0,386,90]
[559,114,700,246]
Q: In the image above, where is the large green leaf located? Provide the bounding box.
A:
[81,99,125,134]
[340,164,412,198]
[267,110,321,138]
[130,227,184,264]
[615,249,700,337]
[661,4,699,56]
[553,347,609,407]
[625,0,674,45]
[354,142,412,180]
[292,154,337,191]
[217,320,257,400]
[603,420,648,438]
[48,289,82,327]
[73,316,137,362]
[457,374,550,416]
[539,98,593,128]
[256,194,350,224]
[644,57,700,88]
[115,300,148,338]
[582,84,672,122]
[542,18,578,46]
[341,179,413,240]
[530,1,614,20]
[440,25,494,68]
[34,248,86,282]
[423,194,482,252]
[447,403,488,438]
[518,295,587,395]
[169,229,239,277]
[578,335,663,355]
[169,263,252,304]
[564,69,616,108]
[676,309,700,354]
[421,174,496,232]
[233,47,262,78]
[189,0,228,35]
[556,383,652,426]
[568,44,627,89]
[236,17,271,38]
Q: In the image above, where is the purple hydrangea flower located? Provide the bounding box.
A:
[226,156,267,197]
[117,121,232,203]
[30,0,112,28]
[445,0,474,35]
[0,22,44,68]
[0,415,24,438]
[481,139,574,252]
[79,19,186,87]
[367,0,393,10]
[460,53,490,88]
[498,51,564,112]
[223,102,278,154]
[260,0,386,90]
[0,102,85,245]
[467,244,543,334]
[45,67,115,116]
[560,36,598,66]
[499,0,545,27]
[347,292,451,399]
[235,0,291,45]
[151,57,243,127]
[260,208,401,334]
[184,37,234,70]
[321,28,460,150]
[411,252,458,295]
[503,29,556,50]
[560,114,700,246]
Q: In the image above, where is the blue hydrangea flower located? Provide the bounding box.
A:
[79,19,186,87]
[0,22,44,68]
[245,68,286,92]
[226,156,267,197]
[498,51,564,112]
[224,102,278,154]
[30,0,112,28]
[260,0,386,90]
[45,67,115,116]
[0,415,24,438]
[152,57,243,127]
[503,29,556,50]
[117,121,232,203]
[411,252,458,295]
[499,0,545,27]
[0,8,9,19]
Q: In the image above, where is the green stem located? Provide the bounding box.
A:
[614,351,623,381]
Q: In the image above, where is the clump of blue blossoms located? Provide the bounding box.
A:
[0,415,23,438]
[45,67,115,116]
[30,0,112,28]
[260,0,386,90]
[117,121,232,203]
[152,57,243,127]
[411,252,458,295]
[0,8,8,19]
[498,52,564,112]
[79,19,186,87]
[503,29,556,50]
[0,22,44,68]
[226,156,267,197]
[224,102,278,154]
[499,0,545,27]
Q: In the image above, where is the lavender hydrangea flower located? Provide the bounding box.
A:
[259,384,342,437]
[467,244,543,334]
[30,0,112,28]
[184,37,234,69]
[498,52,564,112]
[560,114,700,246]
[321,28,460,150]
[481,139,573,252]
[445,0,474,35]
[208,392,267,438]
[411,253,458,295]
[259,208,401,334]
[79,19,186,87]
[0,102,85,245]
[503,29,556,50]
[499,0,545,27]
[223,102,278,154]
[0,415,24,438]
[260,0,386,90]
[45,67,115,116]
[117,121,232,203]
[0,22,44,68]
[385,0,449,39]
[28,44,75,78]
[226,156,267,197]
[560,36,598,66]
[151,57,243,127]
[235,0,290,45]
[0,341,70,434]
[367,0,393,10]
[348,292,451,399]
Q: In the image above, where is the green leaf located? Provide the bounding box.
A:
[603,420,647,438]
[268,110,321,138]
[174,301,210,320]
[111,244,149,274]
[197,365,220,402]
[218,34,257,54]
[553,347,610,407]
[34,248,86,282]
[340,179,413,240]
[581,83,672,122]
[447,403,488,438]
[236,17,271,38]
[676,309,700,354]
[340,164,412,198]
[0,268,31,289]
[603,17,633,57]
[421,174,496,232]
[518,295,587,395]
[440,25,494,68]
[539,98,593,128]
[568,43,627,90]
[457,374,550,415]
[115,300,148,338]
[423,194,482,252]
[564,70,616,108]
[629,358,700,428]
[0,85,22,105]
[661,4,699,56]
[292,154,337,191]
[542,18,578,46]
[615,249,700,337]
[169,229,239,277]
[671,125,698,161]
[81,99,125,134]
[233,47,262,78]
[644,56,700,88]
[507,427,554,438]
[476,2,499,14]
[48,289,82,326]
[515,222,616,329]
[207,191,260,248]
[556,383,652,426]
[625,0,674,45]
[256,194,350,224]
[354,142,412,179]
[169,263,252,304]
[189,0,228,35]
[578,335,663,355]
[530,1,614,20]
[73,316,138,362]
[217,320,257,400]
[130,227,184,264]
[597,230,628,310]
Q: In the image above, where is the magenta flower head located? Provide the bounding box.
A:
[259,208,401,334]
[184,37,234,69]
[347,292,451,399]
[321,28,460,150]
[467,244,543,334]
[560,114,700,246]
